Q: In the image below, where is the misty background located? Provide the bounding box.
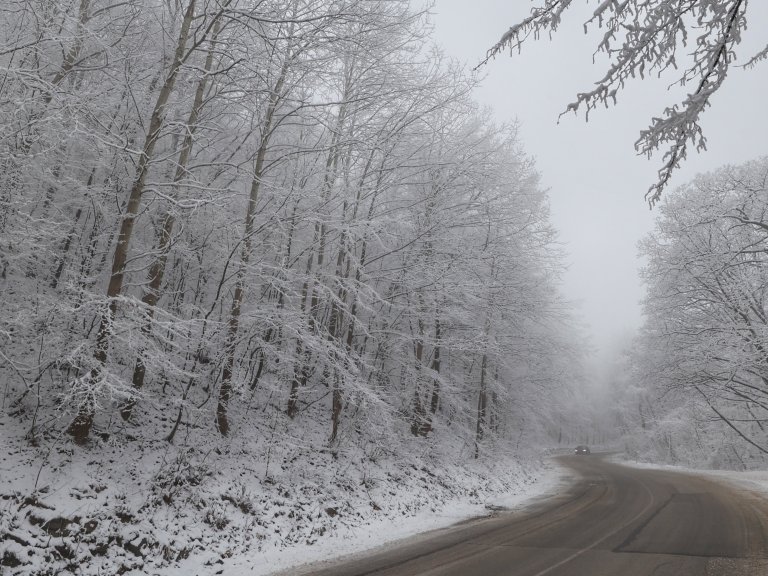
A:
[432,0,768,384]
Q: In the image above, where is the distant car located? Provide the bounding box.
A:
[574,445,590,455]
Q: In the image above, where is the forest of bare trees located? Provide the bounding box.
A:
[0,0,580,457]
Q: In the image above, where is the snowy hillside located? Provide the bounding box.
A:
[0,414,563,575]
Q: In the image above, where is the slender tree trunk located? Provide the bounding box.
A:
[216,55,290,435]
[474,242,495,457]
[121,19,220,421]
[328,203,349,443]
[67,0,198,442]
[429,315,441,416]
[252,188,301,392]
[474,352,488,459]
[49,0,92,99]
[289,100,347,417]
[24,40,104,276]
[410,315,428,437]
[288,245,316,417]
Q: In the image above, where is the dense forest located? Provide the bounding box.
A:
[0,0,580,450]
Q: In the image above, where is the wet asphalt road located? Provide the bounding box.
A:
[293,455,768,576]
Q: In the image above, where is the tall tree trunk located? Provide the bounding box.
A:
[49,0,92,100]
[289,99,348,417]
[216,54,290,436]
[410,314,428,437]
[474,242,495,457]
[474,352,488,459]
[67,0,198,442]
[429,314,441,416]
[489,364,500,433]
[121,19,221,421]
[327,202,349,443]
[287,244,317,418]
[251,186,302,392]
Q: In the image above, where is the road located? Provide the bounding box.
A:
[294,455,768,576]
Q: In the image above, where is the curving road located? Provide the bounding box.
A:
[295,455,768,576]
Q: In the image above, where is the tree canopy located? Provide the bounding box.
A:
[483,0,764,206]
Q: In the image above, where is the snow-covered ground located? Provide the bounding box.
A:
[698,469,768,496]
[616,456,768,500]
[0,413,568,576]
[8,413,768,576]
[241,457,567,575]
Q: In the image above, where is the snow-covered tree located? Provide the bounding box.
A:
[632,156,768,465]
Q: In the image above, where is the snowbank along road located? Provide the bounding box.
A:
[292,455,768,576]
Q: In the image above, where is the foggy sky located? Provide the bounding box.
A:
[431,0,768,374]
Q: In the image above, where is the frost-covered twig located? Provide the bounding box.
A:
[481,0,755,206]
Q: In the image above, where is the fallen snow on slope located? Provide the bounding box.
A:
[237,457,567,576]
[0,414,567,576]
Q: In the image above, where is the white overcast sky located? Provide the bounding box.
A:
[431,0,768,370]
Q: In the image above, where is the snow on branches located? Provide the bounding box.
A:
[638,156,768,456]
[482,0,758,206]
[0,0,582,454]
